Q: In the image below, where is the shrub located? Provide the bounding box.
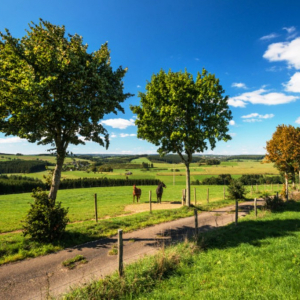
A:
[227,179,246,201]
[264,194,284,211]
[22,188,69,242]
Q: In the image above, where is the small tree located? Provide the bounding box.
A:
[23,188,69,242]
[0,19,132,202]
[227,179,246,201]
[265,125,300,199]
[131,69,232,206]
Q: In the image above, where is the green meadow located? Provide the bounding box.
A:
[64,200,300,300]
[0,155,286,265]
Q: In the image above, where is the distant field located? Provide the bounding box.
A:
[131,157,152,164]
[0,183,283,233]
[2,160,279,186]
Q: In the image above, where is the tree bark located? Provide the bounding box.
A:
[48,150,65,202]
[185,163,191,207]
[285,172,288,201]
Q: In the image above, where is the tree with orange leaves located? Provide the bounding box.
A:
[265,125,300,199]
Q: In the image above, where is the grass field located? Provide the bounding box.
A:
[0,184,284,233]
[64,199,300,300]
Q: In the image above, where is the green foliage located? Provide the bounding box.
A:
[238,174,283,185]
[131,69,232,205]
[226,179,246,201]
[22,188,69,242]
[193,174,232,185]
[264,194,284,211]
[147,154,200,164]
[0,175,46,195]
[0,160,50,173]
[0,19,132,201]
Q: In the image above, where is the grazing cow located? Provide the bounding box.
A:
[156,182,166,203]
[133,185,142,203]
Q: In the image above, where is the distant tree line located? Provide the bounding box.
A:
[58,178,160,189]
[0,175,46,194]
[225,155,265,161]
[192,174,284,185]
[198,159,221,165]
[147,154,201,164]
[0,175,160,195]
[0,160,53,173]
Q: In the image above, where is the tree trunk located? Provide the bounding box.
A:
[285,172,288,201]
[185,163,191,207]
[48,151,65,202]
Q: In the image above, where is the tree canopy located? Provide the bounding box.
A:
[131,69,232,206]
[0,19,132,200]
[265,125,300,196]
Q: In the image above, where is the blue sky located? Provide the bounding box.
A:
[1,0,300,155]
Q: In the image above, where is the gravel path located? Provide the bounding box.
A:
[0,199,262,300]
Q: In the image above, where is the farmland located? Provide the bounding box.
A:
[0,154,286,265]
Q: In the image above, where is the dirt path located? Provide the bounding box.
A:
[0,199,262,300]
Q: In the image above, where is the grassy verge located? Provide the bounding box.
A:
[0,206,194,265]
[63,200,300,300]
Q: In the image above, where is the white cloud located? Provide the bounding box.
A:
[284,72,300,93]
[241,113,274,123]
[232,82,247,89]
[0,137,25,144]
[260,33,279,41]
[101,118,135,129]
[137,85,141,88]
[243,119,262,123]
[263,37,300,69]
[283,26,296,34]
[229,120,235,126]
[241,113,274,119]
[110,133,117,138]
[295,117,300,124]
[228,88,298,107]
[119,133,136,138]
[229,132,236,137]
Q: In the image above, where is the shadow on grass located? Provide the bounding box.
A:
[197,200,300,251]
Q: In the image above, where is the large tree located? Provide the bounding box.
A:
[131,69,232,206]
[0,20,132,202]
[265,125,300,198]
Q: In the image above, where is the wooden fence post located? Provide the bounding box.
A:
[118,229,124,277]
[207,188,209,204]
[149,190,152,214]
[254,198,257,217]
[251,185,253,196]
[235,200,238,226]
[94,193,98,223]
[223,186,225,200]
[194,188,196,206]
[194,209,198,237]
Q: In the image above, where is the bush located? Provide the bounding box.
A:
[227,179,246,201]
[22,188,69,242]
[264,194,284,211]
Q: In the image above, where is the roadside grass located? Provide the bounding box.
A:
[0,206,195,265]
[0,184,284,233]
[63,200,300,300]
[62,255,87,269]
